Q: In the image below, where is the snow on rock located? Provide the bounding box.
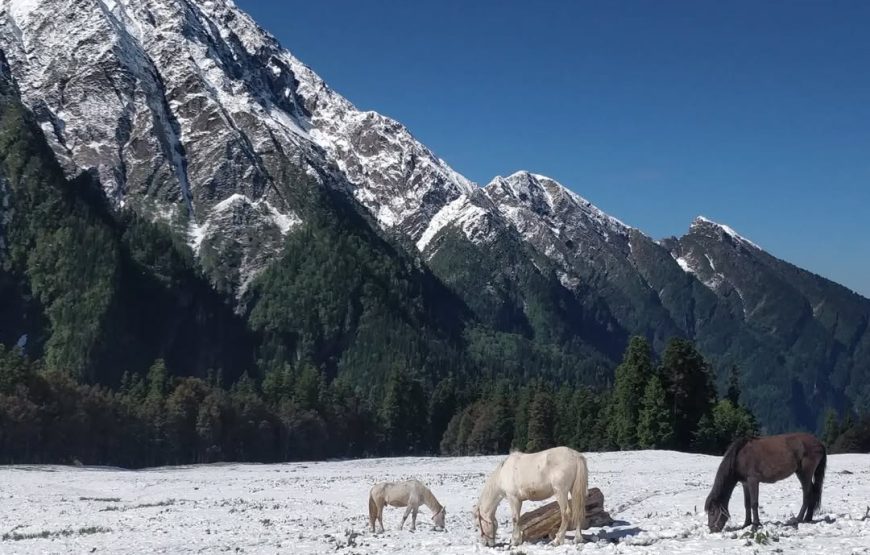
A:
[0,451,867,554]
[674,255,695,274]
[416,195,491,251]
[487,171,632,237]
[693,216,762,250]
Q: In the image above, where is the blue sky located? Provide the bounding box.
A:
[237,1,870,297]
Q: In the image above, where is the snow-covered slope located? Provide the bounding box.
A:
[1,451,868,553]
[484,171,634,269]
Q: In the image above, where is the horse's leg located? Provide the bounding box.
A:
[741,482,752,528]
[508,497,523,546]
[552,490,570,546]
[378,501,386,533]
[410,506,418,531]
[399,505,412,530]
[796,470,812,523]
[748,478,761,530]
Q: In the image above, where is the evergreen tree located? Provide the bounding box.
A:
[439,412,462,455]
[196,390,226,462]
[526,389,555,452]
[428,376,457,451]
[567,386,602,451]
[146,359,169,401]
[489,382,515,453]
[262,364,294,405]
[823,408,841,446]
[693,399,758,454]
[554,385,576,447]
[380,368,427,455]
[165,378,209,463]
[455,405,478,455]
[0,345,33,394]
[512,385,532,451]
[610,336,654,449]
[637,374,673,449]
[660,339,717,450]
[726,365,742,406]
[293,364,324,412]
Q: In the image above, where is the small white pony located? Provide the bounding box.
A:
[368,479,446,532]
[474,446,588,546]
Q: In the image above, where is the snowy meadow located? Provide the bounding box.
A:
[0,451,868,554]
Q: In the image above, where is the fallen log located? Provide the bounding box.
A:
[517,487,613,543]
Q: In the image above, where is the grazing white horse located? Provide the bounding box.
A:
[368,479,447,533]
[474,446,588,546]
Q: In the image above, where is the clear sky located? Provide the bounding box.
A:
[237,0,870,297]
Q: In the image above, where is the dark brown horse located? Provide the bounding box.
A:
[704,433,826,532]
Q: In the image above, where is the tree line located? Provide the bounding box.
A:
[9,334,845,468]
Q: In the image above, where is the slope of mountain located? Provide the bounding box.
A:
[0,0,867,431]
[0,52,255,382]
[666,217,870,428]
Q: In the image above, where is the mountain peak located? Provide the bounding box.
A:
[691,215,761,250]
[486,171,632,234]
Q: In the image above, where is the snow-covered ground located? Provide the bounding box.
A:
[1,451,868,554]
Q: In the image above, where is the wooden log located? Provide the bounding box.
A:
[517,487,613,543]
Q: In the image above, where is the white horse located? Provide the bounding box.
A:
[368,479,447,532]
[474,446,588,546]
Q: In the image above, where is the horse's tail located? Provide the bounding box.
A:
[368,491,378,527]
[571,454,589,534]
[811,446,827,513]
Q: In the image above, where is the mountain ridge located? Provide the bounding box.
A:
[0,0,867,430]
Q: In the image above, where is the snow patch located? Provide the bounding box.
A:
[676,256,694,274]
[694,216,762,250]
[6,0,40,23]
[416,195,488,251]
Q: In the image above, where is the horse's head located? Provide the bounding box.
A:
[705,499,730,533]
[473,504,497,546]
[432,506,446,530]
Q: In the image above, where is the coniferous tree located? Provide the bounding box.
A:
[610,336,654,449]
[567,386,602,451]
[512,385,532,451]
[554,385,576,447]
[428,376,457,451]
[823,408,841,446]
[489,382,515,453]
[526,389,555,452]
[455,405,478,455]
[439,411,462,455]
[726,365,742,406]
[660,339,717,450]
[637,374,673,449]
[380,368,427,455]
[693,399,758,454]
[196,390,227,462]
[293,364,324,412]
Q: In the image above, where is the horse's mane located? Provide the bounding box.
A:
[478,458,507,507]
[705,436,751,510]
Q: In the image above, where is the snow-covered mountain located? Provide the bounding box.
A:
[1,0,868,430]
[0,0,491,294]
